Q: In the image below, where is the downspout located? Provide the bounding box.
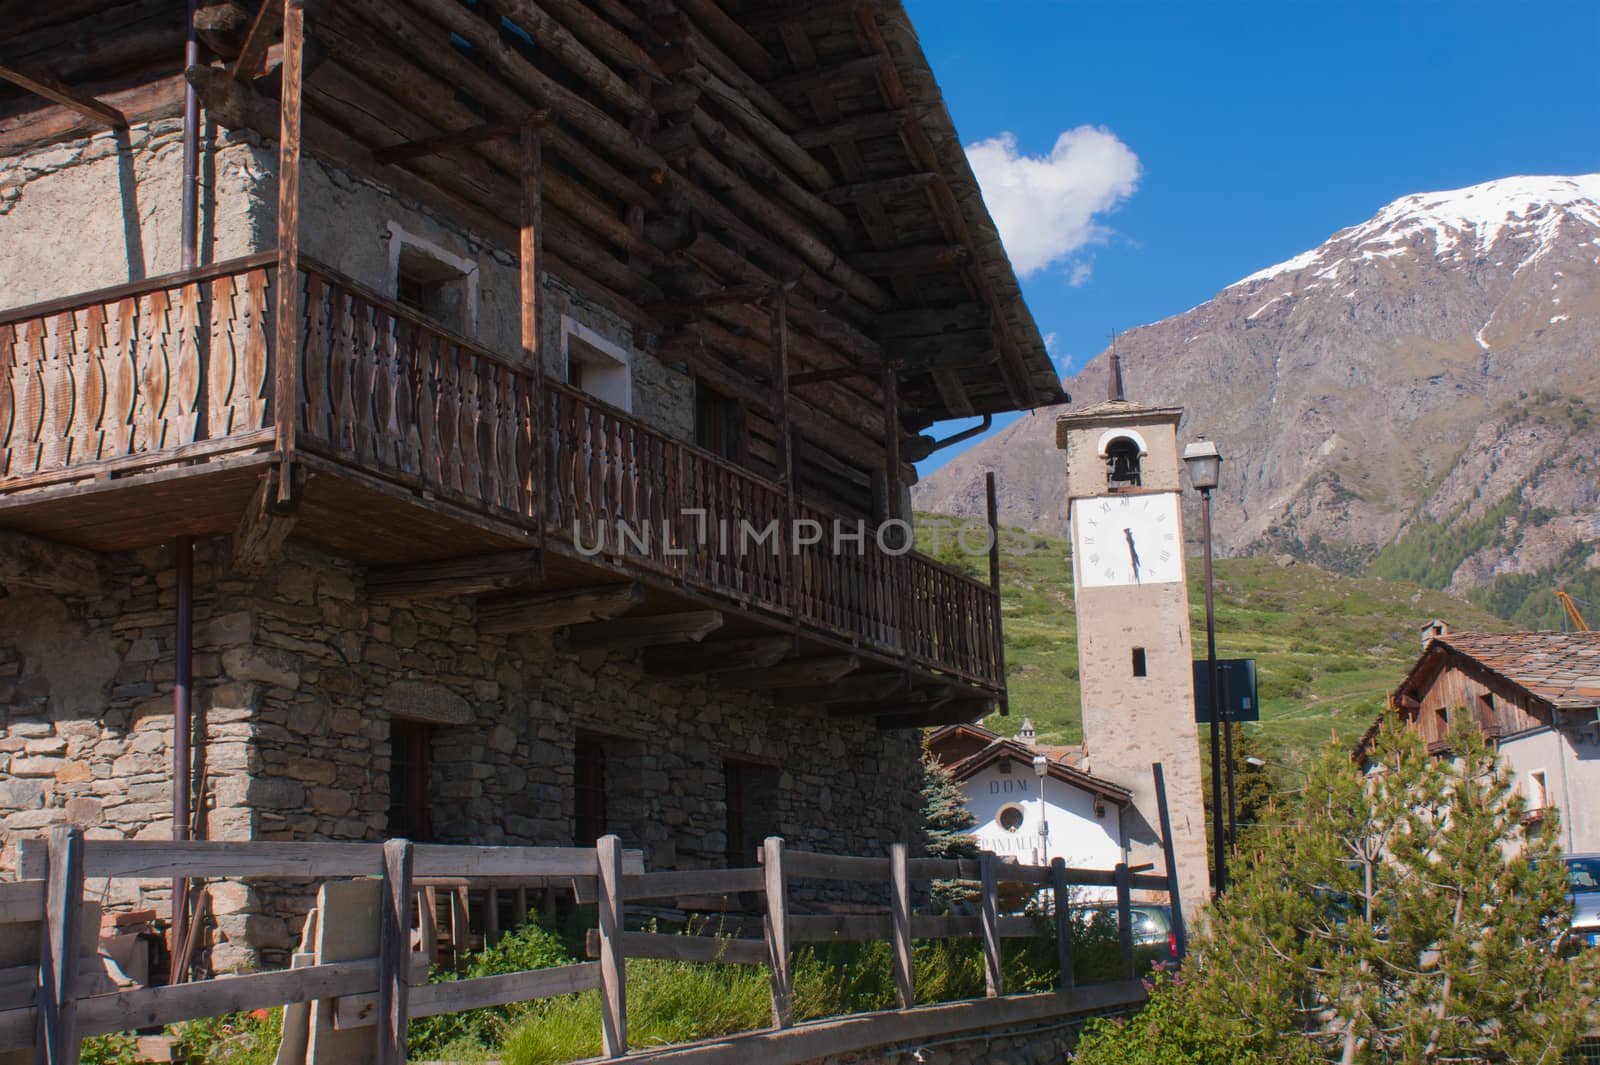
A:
[172,0,200,978]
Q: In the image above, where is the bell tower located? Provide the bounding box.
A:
[1054,378,1211,918]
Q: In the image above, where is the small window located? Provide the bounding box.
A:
[1131,647,1148,678]
[998,759,1012,775]
[563,317,631,411]
[997,804,1025,833]
[574,732,608,846]
[695,380,746,463]
[1529,770,1548,811]
[725,760,779,868]
[394,245,472,333]
[388,720,434,841]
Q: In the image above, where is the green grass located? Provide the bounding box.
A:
[916,514,1509,778]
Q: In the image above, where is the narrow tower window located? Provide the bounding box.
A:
[1105,436,1142,488]
[1131,647,1148,678]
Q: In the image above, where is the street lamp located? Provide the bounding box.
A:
[1032,755,1050,867]
[1183,438,1228,894]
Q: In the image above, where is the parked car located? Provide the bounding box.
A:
[1082,903,1178,958]
[1566,854,1600,949]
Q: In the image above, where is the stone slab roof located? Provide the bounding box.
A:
[1406,630,1600,711]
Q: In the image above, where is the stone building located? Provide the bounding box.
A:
[0,1,1064,970]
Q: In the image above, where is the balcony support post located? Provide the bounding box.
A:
[985,470,1008,711]
[271,0,306,506]
[520,123,547,565]
[770,287,797,622]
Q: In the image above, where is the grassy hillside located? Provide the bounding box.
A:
[916,516,1509,774]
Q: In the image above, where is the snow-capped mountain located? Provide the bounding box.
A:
[915,175,1600,600]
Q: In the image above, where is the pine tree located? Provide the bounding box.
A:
[920,746,979,910]
[1078,720,1600,1063]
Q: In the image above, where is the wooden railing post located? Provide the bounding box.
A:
[1114,862,1135,981]
[271,0,305,507]
[37,825,84,1065]
[520,122,547,566]
[979,852,1002,997]
[1051,857,1074,991]
[376,838,414,1065]
[1152,762,1187,962]
[984,471,1008,700]
[762,836,793,1028]
[596,835,627,1057]
[889,842,913,1009]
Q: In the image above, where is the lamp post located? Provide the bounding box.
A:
[1032,755,1049,867]
[1183,438,1226,894]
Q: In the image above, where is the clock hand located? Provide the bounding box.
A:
[1123,528,1141,582]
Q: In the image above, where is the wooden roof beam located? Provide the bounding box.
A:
[372,112,550,166]
[641,636,794,676]
[793,108,916,149]
[0,65,126,128]
[720,655,862,690]
[231,0,283,80]
[850,243,970,276]
[537,0,662,79]
[768,54,893,99]
[368,550,543,600]
[478,584,644,633]
[567,610,726,650]
[932,369,976,419]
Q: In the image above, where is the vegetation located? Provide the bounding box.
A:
[1074,723,1600,1063]
[81,1009,282,1065]
[920,745,980,907]
[915,514,1506,779]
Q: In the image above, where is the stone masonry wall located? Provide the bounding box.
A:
[0,537,925,971]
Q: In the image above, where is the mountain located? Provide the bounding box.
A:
[915,175,1600,615]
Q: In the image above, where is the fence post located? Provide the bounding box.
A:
[1152,762,1188,961]
[18,837,46,880]
[37,825,84,1065]
[596,835,628,1057]
[762,836,793,1028]
[1051,857,1074,991]
[1114,861,1135,981]
[376,839,414,1065]
[889,842,913,1009]
[979,852,1002,998]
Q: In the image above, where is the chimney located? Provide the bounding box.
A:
[1421,619,1450,648]
[1017,717,1036,744]
[1108,352,1125,402]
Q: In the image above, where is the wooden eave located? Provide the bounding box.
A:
[0,0,1063,439]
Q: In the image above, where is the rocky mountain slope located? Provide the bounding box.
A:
[915,175,1600,612]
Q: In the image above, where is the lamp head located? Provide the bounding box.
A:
[1183,438,1222,491]
[1031,755,1049,778]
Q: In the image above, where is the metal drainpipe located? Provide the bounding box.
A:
[171,1,201,981]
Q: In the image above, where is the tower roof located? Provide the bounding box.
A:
[1053,399,1184,447]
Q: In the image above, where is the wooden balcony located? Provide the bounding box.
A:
[0,256,1003,712]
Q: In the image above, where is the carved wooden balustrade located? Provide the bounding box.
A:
[0,257,1004,690]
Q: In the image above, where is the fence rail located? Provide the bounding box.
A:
[2,828,1170,1064]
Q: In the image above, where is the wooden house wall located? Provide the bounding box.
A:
[1407,654,1550,745]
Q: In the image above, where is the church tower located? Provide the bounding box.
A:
[1054,363,1211,917]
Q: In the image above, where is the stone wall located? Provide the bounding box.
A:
[0,536,925,971]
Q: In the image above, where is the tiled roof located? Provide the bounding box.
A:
[1428,631,1600,710]
[947,737,1131,804]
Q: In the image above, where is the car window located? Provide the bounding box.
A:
[1568,858,1600,891]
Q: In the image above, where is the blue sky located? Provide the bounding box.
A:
[911,0,1600,474]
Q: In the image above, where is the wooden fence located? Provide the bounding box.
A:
[1,829,1168,1065]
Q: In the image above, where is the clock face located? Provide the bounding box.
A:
[1072,494,1183,588]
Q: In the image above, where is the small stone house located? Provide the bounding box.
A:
[1367,626,1600,854]
[0,1,1066,971]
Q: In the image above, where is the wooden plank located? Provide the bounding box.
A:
[1115,863,1135,982]
[1152,762,1187,960]
[0,65,126,128]
[787,915,889,944]
[17,840,47,881]
[890,843,912,1009]
[521,122,546,560]
[596,836,627,1058]
[979,853,1001,998]
[272,0,304,504]
[367,551,542,600]
[335,962,600,1029]
[477,583,642,633]
[83,841,383,880]
[37,826,84,1065]
[412,844,643,879]
[718,655,859,690]
[778,852,890,882]
[618,867,765,902]
[762,837,792,1029]
[639,636,792,676]
[376,840,413,1065]
[566,610,724,650]
[1052,858,1074,991]
[589,983,1148,1065]
[585,930,767,967]
[76,961,375,1039]
[0,881,44,925]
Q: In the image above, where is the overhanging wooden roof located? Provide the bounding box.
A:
[0,0,1065,431]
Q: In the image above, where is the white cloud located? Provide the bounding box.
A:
[1043,331,1072,378]
[965,126,1141,279]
